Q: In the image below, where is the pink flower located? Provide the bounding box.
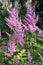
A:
[14,56,20,65]
[27,50,34,64]
[4,52,11,57]
[4,34,16,56]
[37,28,43,41]
[22,2,38,33]
[13,19,24,47]
[39,53,43,65]
[27,50,32,63]
[5,8,18,30]
[0,31,1,40]
[5,8,24,48]
[8,39,16,53]
[25,2,33,15]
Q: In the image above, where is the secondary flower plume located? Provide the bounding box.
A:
[37,28,43,41]
[22,2,38,33]
[27,50,32,63]
[39,53,43,65]
[14,56,20,65]
[8,39,16,54]
[27,50,34,64]
[13,19,24,47]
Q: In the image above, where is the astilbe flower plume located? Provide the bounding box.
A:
[13,19,24,47]
[14,56,20,65]
[4,35,16,57]
[5,8,24,57]
[37,28,43,41]
[0,31,1,41]
[27,50,34,64]
[22,2,38,33]
[39,53,43,65]
[4,52,12,57]
[8,39,16,54]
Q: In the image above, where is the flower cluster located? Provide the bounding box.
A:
[22,2,38,33]
[4,1,42,65]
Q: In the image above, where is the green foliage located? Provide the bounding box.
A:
[19,0,27,6]
[19,6,27,19]
[0,8,8,31]
[19,0,27,19]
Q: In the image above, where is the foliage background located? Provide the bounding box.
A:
[0,0,43,65]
